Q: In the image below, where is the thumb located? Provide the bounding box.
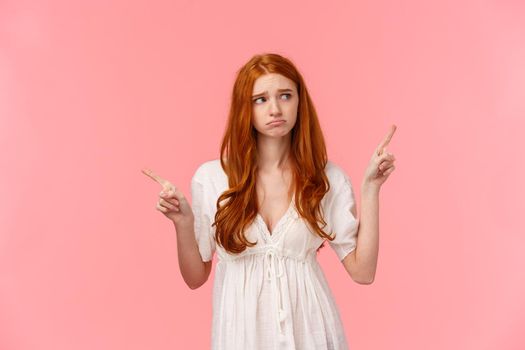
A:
[161,186,185,201]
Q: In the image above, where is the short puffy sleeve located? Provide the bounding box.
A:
[190,166,217,262]
[325,165,360,262]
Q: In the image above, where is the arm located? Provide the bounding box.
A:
[141,167,213,290]
[343,183,379,284]
[343,124,396,284]
[174,219,212,290]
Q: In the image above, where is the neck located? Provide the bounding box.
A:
[256,133,292,172]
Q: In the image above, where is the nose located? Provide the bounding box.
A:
[269,97,282,116]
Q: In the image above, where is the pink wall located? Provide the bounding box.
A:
[2,1,524,349]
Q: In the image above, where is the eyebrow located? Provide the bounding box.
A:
[251,88,294,99]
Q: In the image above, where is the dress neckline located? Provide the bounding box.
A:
[256,193,295,237]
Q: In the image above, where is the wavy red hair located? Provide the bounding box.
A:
[213,53,335,254]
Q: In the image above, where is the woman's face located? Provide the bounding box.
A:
[251,73,299,138]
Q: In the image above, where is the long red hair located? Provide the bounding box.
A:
[213,53,334,254]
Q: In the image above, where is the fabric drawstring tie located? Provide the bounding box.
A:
[264,246,286,335]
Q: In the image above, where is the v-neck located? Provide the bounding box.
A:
[256,194,295,236]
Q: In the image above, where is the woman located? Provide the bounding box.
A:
[143,53,397,349]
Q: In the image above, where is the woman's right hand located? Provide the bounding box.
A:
[142,168,194,226]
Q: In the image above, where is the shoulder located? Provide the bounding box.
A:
[324,160,352,189]
[191,158,228,188]
[322,160,356,208]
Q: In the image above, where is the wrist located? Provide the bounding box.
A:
[173,216,194,231]
[361,181,380,196]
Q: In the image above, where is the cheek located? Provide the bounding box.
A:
[286,102,299,119]
[251,108,265,128]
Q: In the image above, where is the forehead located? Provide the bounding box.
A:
[252,73,296,93]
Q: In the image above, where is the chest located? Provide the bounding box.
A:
[256,171,294,235]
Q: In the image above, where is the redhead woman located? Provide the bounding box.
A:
[143,53,397,350]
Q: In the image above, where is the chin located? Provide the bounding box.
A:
[264,130,292,138]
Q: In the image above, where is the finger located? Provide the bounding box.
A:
[378,154,395,166]
[383,166,395,175]
[142,168,172,189]
[380,161,395,171]
[142,168,164,183]
[160,198,179,209]
[156,202,168,212]
[376,151,395,165]
[376,124,397,156]
[378,160,394,172]
[160,187,176,197]
[160,187,184,201]
[160,196,180,206]
[157,201,180,212]
[380,152,395,161]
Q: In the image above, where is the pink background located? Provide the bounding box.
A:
[2,1,524,349]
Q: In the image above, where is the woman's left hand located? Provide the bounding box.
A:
[362,124,397,190]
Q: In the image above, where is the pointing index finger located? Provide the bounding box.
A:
[141,168,171,189]
[377,124,397,155]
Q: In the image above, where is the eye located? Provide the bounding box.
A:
[253,97,266,104]
[253,93,292,104]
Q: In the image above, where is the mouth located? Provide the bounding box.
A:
[267,119,285,125]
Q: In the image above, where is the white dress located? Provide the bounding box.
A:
[190,159,360,350]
